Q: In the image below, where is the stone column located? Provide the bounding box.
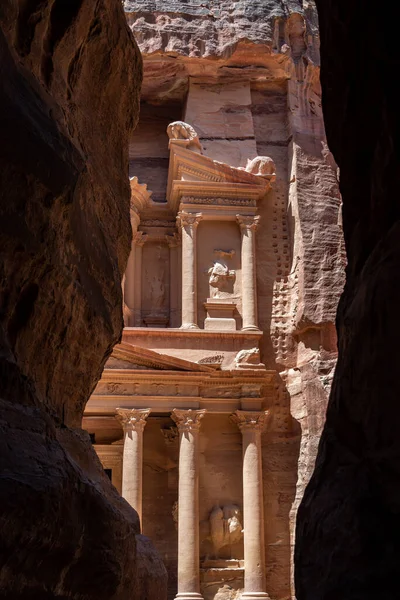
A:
[172,409,206,600]
[116,408,151,530]
[166,232,181,328]
[232,410,270,600]
[178,212,202,329]
[123,212,140,326]
[132,231,147,327]
[237,215,260,331]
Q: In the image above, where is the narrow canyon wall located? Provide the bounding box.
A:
[0,1,166,598]
[295,2,400,599]
[125,2,345,598]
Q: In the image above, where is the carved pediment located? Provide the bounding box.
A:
[107,342,216,373]
[166,131,276,213]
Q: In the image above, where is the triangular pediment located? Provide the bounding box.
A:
[106,342,215,373]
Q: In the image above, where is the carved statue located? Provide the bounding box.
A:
[244,155,276,177]
[149,273,165,311]
[235,347,261,366]
[208,262,235,298]
[167,120,203,153]
[209,505,243,555]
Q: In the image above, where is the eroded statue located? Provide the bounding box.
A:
[167,120,203,153]
[244,155,276,176]
[209,505,243,555]
[235,347,261,366]
[208,262,236,298]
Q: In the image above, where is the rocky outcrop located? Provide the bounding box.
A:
[0,1,166,598]
[295,2,400,599]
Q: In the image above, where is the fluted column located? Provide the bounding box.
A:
[132,231,147,327]
[178,212,202,329]
[237,215,260,331]
[166,232,181,328]
[232,410,270,600]
[172,409,206,600]
[116,408,151,530]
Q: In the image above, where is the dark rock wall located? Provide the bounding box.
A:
[0,1,166,598]
[295,2,400,599]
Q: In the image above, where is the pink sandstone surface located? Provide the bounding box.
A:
[0,1,166,598]
[123,1,345,598]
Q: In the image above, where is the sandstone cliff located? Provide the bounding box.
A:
[125,1,344,598]
[0,1,166,598]
[295,2,400,599]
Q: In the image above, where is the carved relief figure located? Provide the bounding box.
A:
[145,269,166,316]
[208,262,236,298]
[150,273,165,311]
[209,505,243,557]
[167,120,202,153]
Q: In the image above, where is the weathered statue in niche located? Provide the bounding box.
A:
[200,504,243,559]
[149,273,165,313]
[208,262,236,298]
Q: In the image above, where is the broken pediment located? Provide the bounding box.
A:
[106,342,216,373]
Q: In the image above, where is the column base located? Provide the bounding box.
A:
[241,326,262,332]
[180,323,200,330]
[175,594,204,600]
[240,593,271,599]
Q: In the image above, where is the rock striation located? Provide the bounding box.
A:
[0,1,166,598]
[295,2,400,599]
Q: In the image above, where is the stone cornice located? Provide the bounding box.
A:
[122,327,263,340]
[99,368,275,384]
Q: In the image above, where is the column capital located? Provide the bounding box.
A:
[231,410,269,433]
[172,408,207,433]
[177,211,203,229]
[236,214,260,232]
[133,231,148,247]
[116,408,151,432]
[166,232,182,248]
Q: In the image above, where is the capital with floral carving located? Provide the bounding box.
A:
[177,211,203,230]
[231,410,269,433]
[165,232,181,248]
[116,408,151,432]
[133,231,148,247]
[171,408,207,433]
[236,215,260,232]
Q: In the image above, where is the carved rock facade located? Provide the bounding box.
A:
[83,3,345,600]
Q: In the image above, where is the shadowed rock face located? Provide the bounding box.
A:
[295,2,400,599]
[0,1,166,598]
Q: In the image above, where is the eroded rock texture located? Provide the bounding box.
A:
[0,1,166,598]
[125,2,345,598]
[295,2,400,599]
